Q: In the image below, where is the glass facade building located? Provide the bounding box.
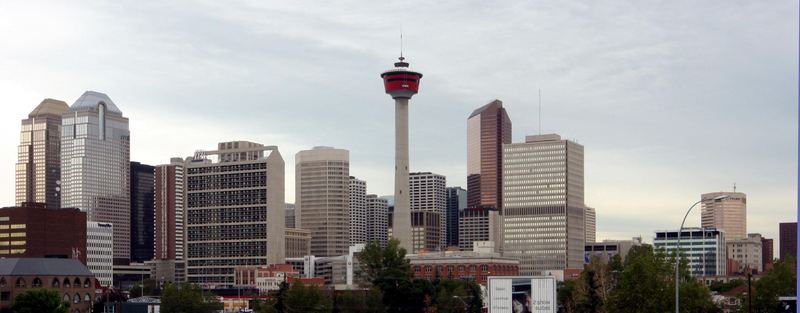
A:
[16,99,69,209]
[445,186,466,248]
[654,227,727,277]
[61,91,130,263]
[130,161,155,263]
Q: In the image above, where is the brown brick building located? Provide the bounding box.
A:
[0,258,97,313]
[0,203,86,264]
[408,250,519,285]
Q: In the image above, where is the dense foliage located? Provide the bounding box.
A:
[737,256,796,313]
[11,288,69,313]
[160,282,222,313]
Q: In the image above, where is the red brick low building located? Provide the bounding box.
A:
[0,258,98,313]
[407,251,519,285]
[0,203,86,264]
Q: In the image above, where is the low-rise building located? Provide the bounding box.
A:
[727,233,763,274]
[0,203,87,264]
[584,238,641,264]
[654,228,727,277]
[0,258,98,313]
[407,242,519,285]
[87,221,114,287]
[286,228,311,258]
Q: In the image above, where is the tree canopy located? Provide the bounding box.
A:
[11,288,69,313]
[161,282,222,313]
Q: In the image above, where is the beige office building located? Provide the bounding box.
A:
[502,134,586,275]
[585,207,596,243]
[701,192,746,240]
[16,99,69,209]
[185,141,285,288]
[727,233,763,274]
[296,147,350,257]
[410,172,447,249]
[285,228,311,258]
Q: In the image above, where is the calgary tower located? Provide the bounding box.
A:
[381,54,423,252]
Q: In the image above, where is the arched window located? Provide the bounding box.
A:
[63,294,70,302]
[73,278,81,286]
[480,264,489,272]
[413,266,421,272]
[468,265,477,272]
[73,293,80,303]
[32,277,42,287]
[63,278,71,288]
[84,293,91,302]
[52,278,60,288]
[425,265,432,273]
[0,277,6,288]
[15,278,25,288]
[83,278,91,288]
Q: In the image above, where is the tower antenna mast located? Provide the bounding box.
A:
[400,32,404,60]
[538,89,542,135]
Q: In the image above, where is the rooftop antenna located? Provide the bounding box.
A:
[399,28,404,61]
[733,183,737,192]
[538,89,542,135]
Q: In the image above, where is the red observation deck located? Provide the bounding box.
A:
[381,57,423,99]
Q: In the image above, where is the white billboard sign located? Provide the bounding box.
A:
[488,276,556,313]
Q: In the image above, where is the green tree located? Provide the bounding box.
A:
[285,281,333,313]
[161,282,222,313]
[11,288,69,313]
[557,280,579,313]
[739,256,796,312]
[334,289,386,313]
[93,288,127,313]
[577,268,603,313]
[129,278,161,298]
[606,245,675,312]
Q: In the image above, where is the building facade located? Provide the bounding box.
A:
[779,222,796,261]
[130,162,155,263]
[502,134,586,275]
[409,172,447,249]
[0,258,98,313]
[701,192,747,240]
[87,221,114,286]
[654,228,727,277]
[408,248,519,286]
[61,91,130,263]
[585,207,596,243]
[584,239,640,264]
[466,100,511,210]
[185,141,285,288]
[366,195,389,247]
[0,203,86,264]
[445,187,467,248]
[349,177,368,245]
[152,159,185,283]
[296,147,350,257]
[410,211,441,253]
[285,228,311,258]
[761,237,774,271]
[726,233,763,274]
[458,207,499,251]
[285,203,296,229]
[15,99,69,209]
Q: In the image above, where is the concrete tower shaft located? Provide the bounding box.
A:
[381,57,423,252]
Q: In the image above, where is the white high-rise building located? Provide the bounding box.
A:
[585,207,596,243]
[349,177,368,245]
[296,147,350,257]
[87,221,114,286]
[61,91,130,262]
[654,228,727,277]
[701,192,747,240]
[185,141,285,288]
[502,134,586,275]
[409,172,447,249]
[366,195,389,247]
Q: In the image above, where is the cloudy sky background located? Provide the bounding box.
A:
[0,1,796,248]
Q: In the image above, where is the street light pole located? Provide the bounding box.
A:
[675,195,728,313]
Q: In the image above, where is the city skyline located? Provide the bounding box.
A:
[0,1,796,244]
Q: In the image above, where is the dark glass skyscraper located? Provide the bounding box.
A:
[445,187,466,247]
[130,161,155,263]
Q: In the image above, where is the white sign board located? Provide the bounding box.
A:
[488,276,556,313]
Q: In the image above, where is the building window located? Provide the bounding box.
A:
[15,278,25,288]
[0,278,5,288]
[63,278,71,288]
[63,294,70,302]
[73,278,81,286]
[73,293,80,304]
[52,278,60,288]
[84,278,91,288]
[84,293,91,302]
[32,278,42,287]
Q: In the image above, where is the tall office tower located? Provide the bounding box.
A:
[185,141,285,287]
[296,146,349,257]
[701,192,746,240]
[445,187,467,247]
[285,203,296,229]
[503,134,586,275]
[130,162,155,263]
[467,100,511,210]
[87,221,114,286]
[154,158,185,261]
[779,222,796,261]
[61,91,130,263]
[411,211,441,253]
[349,176,368,245]
[366,195,388,247]
[410,172,447,249]
[16,99,69,209]
[381,55,423,252]
[585,207,596,243]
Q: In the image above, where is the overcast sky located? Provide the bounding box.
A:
[0,1,796,246]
